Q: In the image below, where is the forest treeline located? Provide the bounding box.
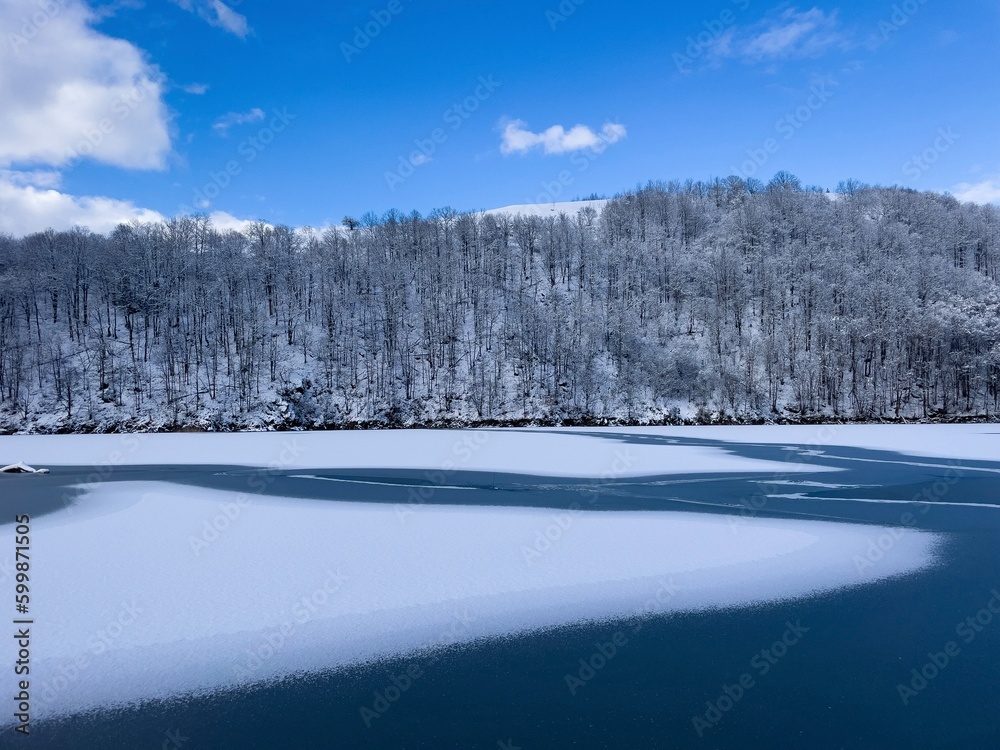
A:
[1,174,998,432]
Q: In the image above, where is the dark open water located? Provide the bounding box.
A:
[2,432,999,749]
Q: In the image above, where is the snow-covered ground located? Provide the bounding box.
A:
[0,427,831,477]
[481,198,609,219]
[0,428,806,476]
[0,423,995,474]
[573,424,1000,464]
[2,476,938,723]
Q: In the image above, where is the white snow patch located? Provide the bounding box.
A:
[757,480,876,489]
[0,429,833,477]
[4,425,993,480]
[767,493,999,509]
[0,480,939,723]
[290,474,473,490]
[481,199,608,219]
[545,424,1000,466]
[0,462,48,474]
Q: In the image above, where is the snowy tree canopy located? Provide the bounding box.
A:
[0,178,998,431]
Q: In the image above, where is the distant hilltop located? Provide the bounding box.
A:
[480,198,610,219]
[1,177,998,432]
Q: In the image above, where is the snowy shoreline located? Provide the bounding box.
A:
[1,423,997,472]
[2,412,997,437]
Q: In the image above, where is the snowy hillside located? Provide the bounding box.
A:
[1,179,999,433]
[481,198,609,218]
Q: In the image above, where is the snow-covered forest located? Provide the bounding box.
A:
[1,175,999,432]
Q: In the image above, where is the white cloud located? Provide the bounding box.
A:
[952,178,1000,205]
[182,82,210,95]
[213,108,265,135]
[210,0,250,36]
[206,210,256,232]
[171,0,251,38]
[0,175,165,235]
[500,120,627,156]
[91,0,144,20]
[0,174,266,236]
[711,8,847,63]
[0,169,63,190]
[0,0,171,170]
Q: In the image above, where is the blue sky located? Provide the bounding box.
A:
[2,0,999,233]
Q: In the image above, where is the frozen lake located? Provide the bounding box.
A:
[1,426,999,748]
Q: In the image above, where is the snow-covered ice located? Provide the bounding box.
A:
[1,425,986,724]
[2,424,995,476]
[1,476,940,723]
[575,424,999,464]
[0,428,836,476]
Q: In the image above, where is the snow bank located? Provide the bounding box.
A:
[0,480,939,723]
[2,424,994,479]
[481,199,608,219]
[0,429,832,477]
[0,462,48,474]
[554,424,1000,464]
